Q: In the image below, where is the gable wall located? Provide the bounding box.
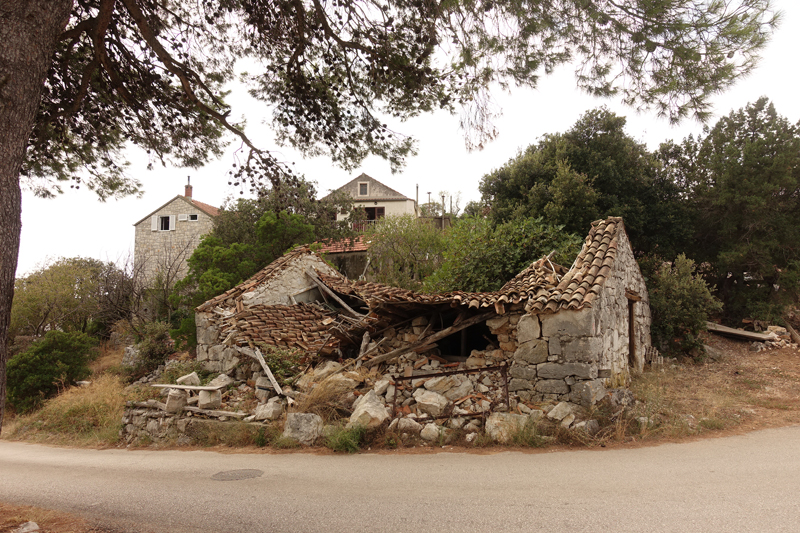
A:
[592,228,651,381]
[133,197,214,281]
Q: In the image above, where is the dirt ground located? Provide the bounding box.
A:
[3,333,800,531]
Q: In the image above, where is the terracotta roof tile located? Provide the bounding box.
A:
[217,303,339,354]
[317,235,370,254]
[190,198,219,217]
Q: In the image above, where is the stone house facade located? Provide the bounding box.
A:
[330,173,418,224]
[193,217,651,411]
[133,183,218,281]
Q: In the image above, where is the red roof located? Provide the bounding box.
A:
[317,235,370,254]
[189,198,219,217]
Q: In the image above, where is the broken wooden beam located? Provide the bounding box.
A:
[783,319,800,346]
[253,348,283,396]
[150,384,227,391]
[183,406,248,418]
[366,311,495,367]
[305,268,365,318]
[705,321,778,342]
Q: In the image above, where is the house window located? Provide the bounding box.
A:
[189,214,199,221]
[364,206,385,221]
[358,182,368,196]
[159,216,171,231]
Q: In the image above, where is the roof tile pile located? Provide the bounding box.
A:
[218,303,337,353]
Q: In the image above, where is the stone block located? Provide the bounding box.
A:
[195,312,210,329]
[420,423,442,442]
[571,379,607,406]
[508,378,534,391]
[255,397,284,421]
[203,361,221,373]
[165,389,187,414]
[466,354,486,368]
[397,417,423,434]
[514,339,549,364]
[548,336,562,356]
[413,389,450,417]
[412,316,429,327]
[198,390,222,409]
[209,373,234,388]
[348,390,389,429]
[516,314,541,343]
[196,345,208,362]
[282,413,323,445]
[561,337,603,362]
[535,379,570,394]
[373,378,391,396]
[221,354,240,374]
[509,363,537,381]
[499,341,517,352]
[540,309,593,338]
[197,326,219,345]
[485,413,531,443]
[485,316,509,330]
[546,401,573,421]
[536,362,597,380]
[208,344,225,361]
[424,375,464,394]
[176,372,200,386]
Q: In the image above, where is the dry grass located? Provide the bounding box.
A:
[89,344,125,375]
[3,374,128,447]
[294,375,362,423]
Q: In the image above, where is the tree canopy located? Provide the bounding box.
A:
[479,108,691,257]
[662,97,800,320]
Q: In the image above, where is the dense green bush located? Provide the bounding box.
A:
[7,331,98,413]
[128,321,175,379]
[424,216,582,293]
[641,254,723,356]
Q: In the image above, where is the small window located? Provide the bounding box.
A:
[189,214,199,221]
[358,182,368,196]
[178,214,188,221]
[159,216,171,231]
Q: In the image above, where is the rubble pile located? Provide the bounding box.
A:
[750,326,799,352]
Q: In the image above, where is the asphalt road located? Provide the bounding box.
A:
[2,427,800,533]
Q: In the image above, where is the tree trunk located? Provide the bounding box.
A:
[0,1,72,434]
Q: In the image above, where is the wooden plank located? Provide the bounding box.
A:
[305,268,364,318]
[366,311,495,367]
[254,348,283,396]
[150,384,226,391]
[183,406,247,418]
[706,321,777,342]
[784,320,800,346]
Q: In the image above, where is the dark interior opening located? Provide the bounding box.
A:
[628,299,636,366]
[437,321,495,361]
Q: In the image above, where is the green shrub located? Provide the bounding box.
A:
[7,331,98,413]
[325,424,366,453]
[127,321,175,380]
[642,254,723,356]
[257,344,304,383]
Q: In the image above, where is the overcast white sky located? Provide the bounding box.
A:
[16,1,799,276]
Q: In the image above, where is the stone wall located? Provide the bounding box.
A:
[240,254,338,307]
[592,228,651,379]
[133,196,214,281]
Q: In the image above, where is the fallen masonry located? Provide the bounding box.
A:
[121,217,655,447]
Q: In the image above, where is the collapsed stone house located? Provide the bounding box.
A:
[194,217,651,414]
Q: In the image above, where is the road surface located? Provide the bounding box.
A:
[2,427,800,532]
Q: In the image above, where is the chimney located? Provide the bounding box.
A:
[185,177,192,198]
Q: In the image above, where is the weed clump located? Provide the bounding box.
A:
[325,425,366,453]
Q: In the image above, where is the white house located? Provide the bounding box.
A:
[332,173,418,224]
